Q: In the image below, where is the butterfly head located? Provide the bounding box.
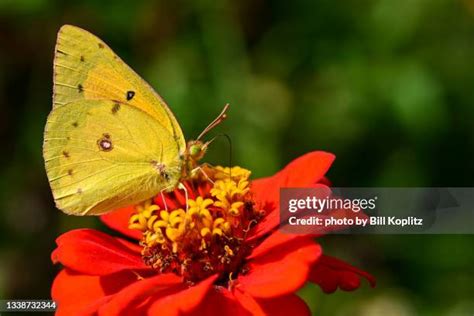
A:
[187,140,208,162]
[186,103,230,165]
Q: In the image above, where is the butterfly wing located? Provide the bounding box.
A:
[53,24,186,154]
[43,99,182,215]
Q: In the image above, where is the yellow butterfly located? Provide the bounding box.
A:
[43,25,228,215]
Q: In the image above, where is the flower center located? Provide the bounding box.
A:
[128,166,263,284]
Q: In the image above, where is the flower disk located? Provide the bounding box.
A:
[128,166,262,284]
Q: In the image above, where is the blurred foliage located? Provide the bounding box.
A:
[0,0,473,315]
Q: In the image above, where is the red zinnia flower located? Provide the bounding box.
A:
[51,151,375,315]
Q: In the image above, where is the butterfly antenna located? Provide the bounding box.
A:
[197,103,230,141]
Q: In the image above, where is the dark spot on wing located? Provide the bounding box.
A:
[98,134,113,152]
[56,49,67,56]
[126,90,135,101]
[111,103,121,114]
[77,84,83,93]
[72,122,78,127]
[80,55,85,62]
[98,43,104,49]
[77,188,83,194]
[62,151,70,158]
[68,169,73,176]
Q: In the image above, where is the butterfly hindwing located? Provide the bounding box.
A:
[43,99,182,215]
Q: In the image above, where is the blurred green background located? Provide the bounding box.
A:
[0,0,473,315]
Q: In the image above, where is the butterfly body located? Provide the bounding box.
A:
[44,25,214,215]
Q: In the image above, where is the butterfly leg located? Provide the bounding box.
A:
[178,182,189,212]
[191,164,215,184]
[160,188,169,211]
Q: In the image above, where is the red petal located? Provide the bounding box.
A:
[239,238,321,298]
[249,183,329,241]
[234,289,266,316]
[97,273,183,316]
[52,268,137,316]
[146,275,218,316]
[100,206,142,240]
[194,287,251,316]
[114,237,143,253]
[308,264,338,293]
[247,231,319,260]
[249,152,335,240]
[275,151,335,186]
[252,151,335,204]
[256,295,310,316]
[318,176,332,186]
[309,255,376,293]
[52,229,147,275]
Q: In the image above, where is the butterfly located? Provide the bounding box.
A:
[43,25,228,215]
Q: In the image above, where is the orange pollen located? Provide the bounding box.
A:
[128,165,263,283]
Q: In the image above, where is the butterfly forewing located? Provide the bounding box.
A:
[53,24,185,153]
[46,24,189,215]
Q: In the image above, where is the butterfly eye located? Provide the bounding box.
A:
[189,144,202,157]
